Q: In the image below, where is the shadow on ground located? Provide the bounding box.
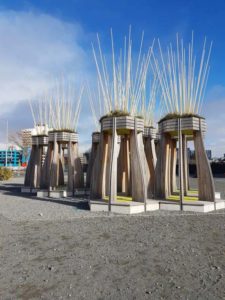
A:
[0,181,89,211]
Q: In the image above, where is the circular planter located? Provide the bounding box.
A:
[48,131,78,143]
[32,135,48,146]
[101,116,144,134]
[158,116,206,137]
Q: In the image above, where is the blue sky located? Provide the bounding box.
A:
[0,0,225,155]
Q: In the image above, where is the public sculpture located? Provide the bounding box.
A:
[23,31,221,213]
[41,82,84,192]
[24,98,49,189]
[90,30,155,207]
[153,35,215,204]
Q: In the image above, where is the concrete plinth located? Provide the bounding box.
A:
[89,199,159,214]
[21,187,38,194]
[48,190,73,198]
[37,190,49,197]
[89,198,224,214]
[157,199,225,213]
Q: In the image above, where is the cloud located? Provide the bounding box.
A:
[203,85,225,157]
[0,10,90,111]
[0,10,97,150]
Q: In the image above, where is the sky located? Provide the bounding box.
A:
[0,0,225,156]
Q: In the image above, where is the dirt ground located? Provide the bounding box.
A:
[0,177,225,300]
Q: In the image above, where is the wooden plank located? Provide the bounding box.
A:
[178,118,184,210]
[144,136,157,197]
[109,118,118,209]
[130,121,149,205]
[194,129,215,202]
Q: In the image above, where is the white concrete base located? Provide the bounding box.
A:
[21,187,38,194]
[36,189,89,199]
[146,200,160,211]
[186,191,221,200]
[89,198,225,214]
[74,189,90,196]
[48,190,73,198]
[89,200,144,214]
[157,200,225,213]
[37,190,49,197]
[215,192,221,200]
[36,189,89,198]
[89,199,159,214]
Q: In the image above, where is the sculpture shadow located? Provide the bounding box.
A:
[0,182,90,211]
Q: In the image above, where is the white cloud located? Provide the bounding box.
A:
[0,10,97,150]
[0,10,91,113]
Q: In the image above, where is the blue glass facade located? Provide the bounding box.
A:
[0,150,22,167]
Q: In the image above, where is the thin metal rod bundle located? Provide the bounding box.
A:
[87,82,103,131]
[49,80,83,132]
[140,75,158,126]
[92,27,155,116]
[152,33,212,115]
[28,93,51,135]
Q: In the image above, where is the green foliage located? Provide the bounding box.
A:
[159,113,205,123]
[0,167,13,181]
[100,110,130,122]
[49,129,76,133]
[35,134,48,137]
[135,115,144,119]
[99,110,144,122]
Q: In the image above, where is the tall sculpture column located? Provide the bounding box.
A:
[24,135,48,189]
[156,116,215,202]
[143,126,157,198]
[90,116,149,203]
[86,132,100,188]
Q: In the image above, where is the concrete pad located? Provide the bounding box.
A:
[37,190,49,197]
[186,192,221,200]
[215,200,225,210]
[146,200,160,211]
[74,189,90,196]
[89,200,145,214]
[37,190,73,199]
[112,202,145,214]
[21,187,38,194]
[183,201,214,213]
[159,202,181,211]
[48,190,69,198]
[158,200,225,213]
[89,198,225,214]
[215,192,221,200]
[21,187,31,193]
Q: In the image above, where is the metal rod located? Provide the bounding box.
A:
[178,118,184,211]
[134,118,147,212]
[5,120,8,167]
[108,117,117,212]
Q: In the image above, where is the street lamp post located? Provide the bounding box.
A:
[5,120,8,167]
[0,119,9,167]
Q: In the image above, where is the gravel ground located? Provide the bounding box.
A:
[0,176,225,299]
